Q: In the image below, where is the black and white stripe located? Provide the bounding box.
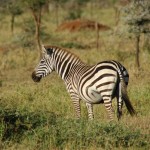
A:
[32,45,135,120]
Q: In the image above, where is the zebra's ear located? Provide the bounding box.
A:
[42,45,47,54]
[46,48,53,55]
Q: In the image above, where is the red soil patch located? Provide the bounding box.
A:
[56,19,111,32]
[0,46,8,52]
[0,44,17,54]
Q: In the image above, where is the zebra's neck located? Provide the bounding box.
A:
[53,49,86,80]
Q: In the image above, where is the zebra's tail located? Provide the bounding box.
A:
[120,80,136,117]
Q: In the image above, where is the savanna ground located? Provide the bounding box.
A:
[0,4,150,150]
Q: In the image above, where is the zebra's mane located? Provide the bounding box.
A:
[44,45,84,63]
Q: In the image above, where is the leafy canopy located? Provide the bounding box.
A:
[123,0,150,35]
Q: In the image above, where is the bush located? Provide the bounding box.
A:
[0,109,149,149]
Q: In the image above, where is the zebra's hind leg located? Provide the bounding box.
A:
[103,96,114,121]
[86,103,94,120]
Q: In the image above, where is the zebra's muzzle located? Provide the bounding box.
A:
[32,71,42,82]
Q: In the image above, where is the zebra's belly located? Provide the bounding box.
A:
[88,90,103,104]
[80,86,103,104]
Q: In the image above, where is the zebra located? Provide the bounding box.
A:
[32,45,136,121]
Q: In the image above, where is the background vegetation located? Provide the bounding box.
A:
[0,0,150,149]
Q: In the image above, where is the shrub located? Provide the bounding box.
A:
[0,109,149,149]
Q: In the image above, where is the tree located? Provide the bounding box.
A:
[22,0,48,57]
[123,0,150,68]
[50,0,68,26]
[0,0,22,34]
[0,0,6,21]
[8,0,23,34]
[65,0,90,20]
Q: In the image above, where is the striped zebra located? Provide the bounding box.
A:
[32,45,136,121]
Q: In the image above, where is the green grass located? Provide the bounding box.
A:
[0,109,149,150]
[0,4,150,150]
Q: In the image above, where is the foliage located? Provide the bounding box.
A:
[66,9,82,20]
[65,0,90,20]
[7,0,23,16]
[123,0,150,35]
[22,0,48,11]
[0,109,57,141]
[0,109,149,149]
[12,18,35,48]
[0,0,22,23]
[121,0,150,68]
[21,0,49,54]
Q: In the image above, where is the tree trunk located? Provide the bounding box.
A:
[135,34,140,68]
[55,3,59,27]
[31,8,42,58]
[43,2,49,13]
[11,15,15,34]
[35,21,41,57]
[95,22,99,50]
[114,6,120,26]
[90,1,93,19]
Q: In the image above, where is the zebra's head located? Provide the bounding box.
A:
[32,45,55,82]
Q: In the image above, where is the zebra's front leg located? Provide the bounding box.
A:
[86,103,94,120]
[66,84,81,119]
[72,99,81,119]
[70,94,81,119]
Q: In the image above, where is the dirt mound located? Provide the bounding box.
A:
[56,19,111,32]
[0,46,7,51]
